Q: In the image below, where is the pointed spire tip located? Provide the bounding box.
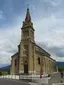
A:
[25,7,31,22]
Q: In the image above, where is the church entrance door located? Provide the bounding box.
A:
[24,64,28,74]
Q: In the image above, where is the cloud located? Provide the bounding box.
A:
[0,20,21,64]
[0,10,4,19]
[34,14,64,45]
[33,12,64,61]
[37,42,64,62]
[47,0,60,6]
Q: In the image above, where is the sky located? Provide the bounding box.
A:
[0,0,64,64]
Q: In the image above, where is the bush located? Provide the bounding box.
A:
[0,72,2,75]
[48,74,50,77]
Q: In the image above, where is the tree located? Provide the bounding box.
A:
[0,71,2,75]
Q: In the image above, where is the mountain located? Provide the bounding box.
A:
[56,62,64,71]
[0,64,10,70]
[0,64,10,68]
[56,62,64,66]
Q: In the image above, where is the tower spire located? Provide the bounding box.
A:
[25,7,31,22]
[22,7,34,30]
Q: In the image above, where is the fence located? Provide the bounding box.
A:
[0,74,50,84]
[52,83,64,85]
[0,74,64,85]
[0,75,19,79]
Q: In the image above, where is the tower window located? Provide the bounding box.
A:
[15,59,17,66]
[23,31,29,36]
[38,57,40,65]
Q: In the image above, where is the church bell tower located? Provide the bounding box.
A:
[19,8,35,74]
[21,8,35,42]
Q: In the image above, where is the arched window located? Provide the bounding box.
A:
[38,57,40,65]
[15,59,17,66]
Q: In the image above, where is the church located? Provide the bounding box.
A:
[11,8,57,75]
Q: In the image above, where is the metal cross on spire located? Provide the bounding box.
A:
[25,4,31,22]
[27,4,29,9]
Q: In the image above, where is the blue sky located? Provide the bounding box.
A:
[0,0,64,64]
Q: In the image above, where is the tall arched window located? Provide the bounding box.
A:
[38,57,40,65]
[15,59,17,66]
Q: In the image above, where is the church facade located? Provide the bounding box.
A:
[11,8,57,75]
